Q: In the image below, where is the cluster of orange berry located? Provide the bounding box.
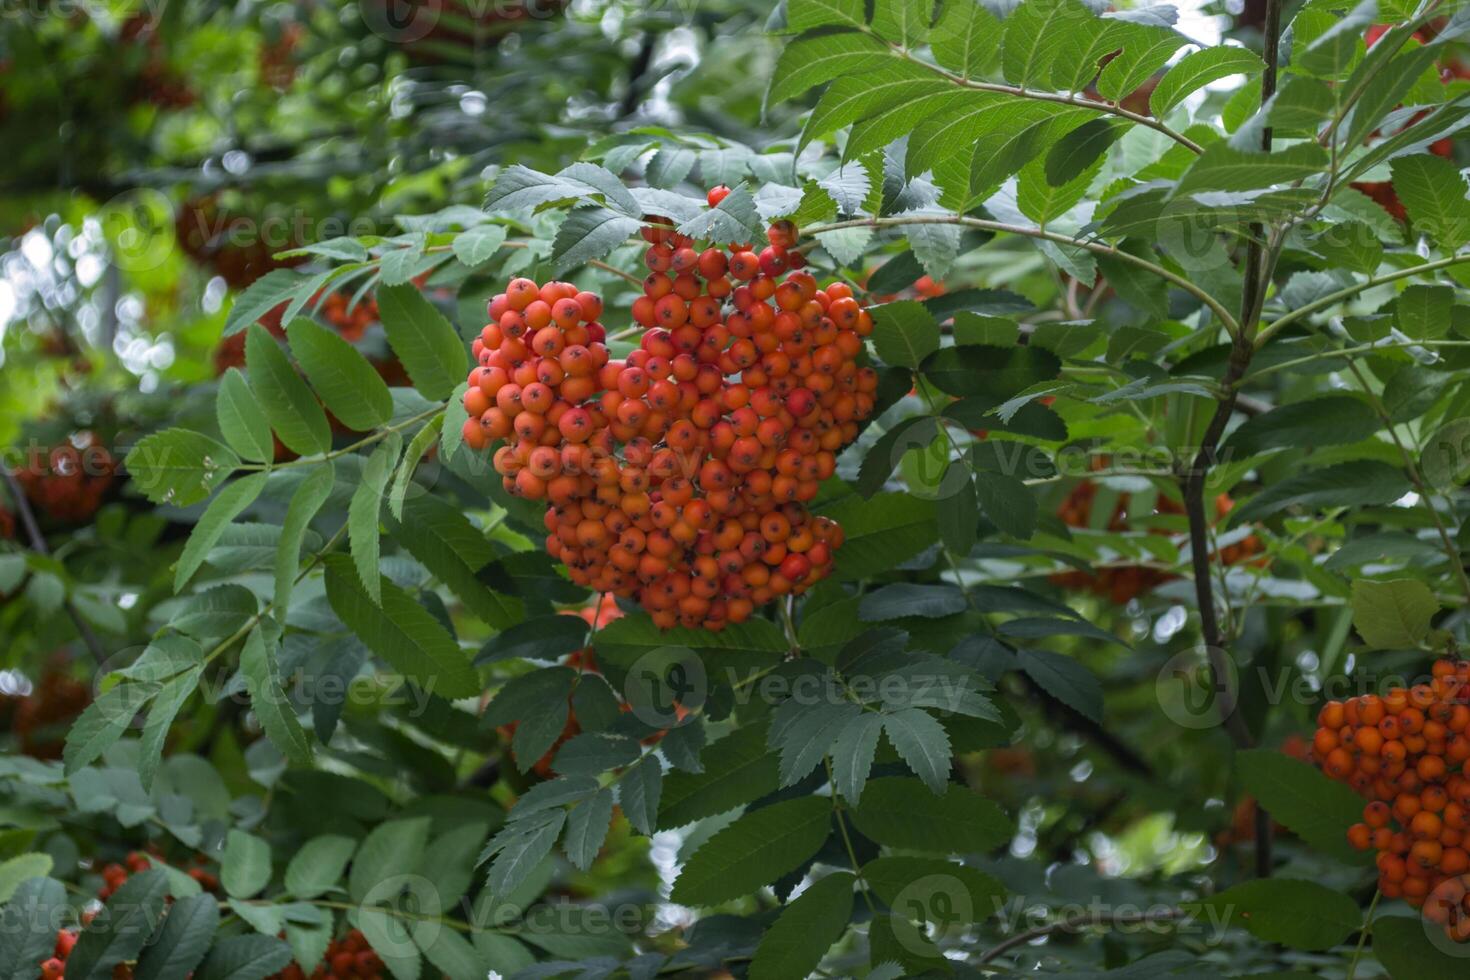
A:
[272,931,382,980]
[1050,478,1262,603]
[10,436,116,526]
[37,927,86,980]
[97,850,219,901]
[1315,660,1470,937]
[461,191,877,630]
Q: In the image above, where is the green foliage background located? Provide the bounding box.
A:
[4,0,1470,976]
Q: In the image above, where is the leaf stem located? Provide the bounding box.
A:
[1254,253,1470,348]
[880,42,1205,155]
[1345,359,1470,603]
[803,215,1242,338]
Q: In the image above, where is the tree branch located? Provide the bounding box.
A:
[803,215,1242,337]
[1255,253,1470,347]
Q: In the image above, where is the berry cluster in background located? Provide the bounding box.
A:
[1317,660,1470,940]
[461,195,878,630]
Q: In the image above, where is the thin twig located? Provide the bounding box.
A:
[1345,360,1470,604]
[803,215,1242,337]
[979,907,1189,964]
[0,468,109,666]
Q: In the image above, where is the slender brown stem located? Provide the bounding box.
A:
[979,907,1188,964]
[1345,360,1470,604]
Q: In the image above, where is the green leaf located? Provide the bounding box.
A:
[676,185,767,247]
[389,416,443,521]
[484,811,564,897]
[415,929,485,980]
[1018,650,1102,722]
[620,757,663,835]
[883,708,952,792]
[273,465,334,617]
[1151,45,1265,117]
[216,369,274,464]
[349,817,432,903]
[802,64,950,153]
[871,0,932,46]
[0,877,68,980]
[1371,915,1469,980]
[285,836,356,900]
[563,789,614,871]
[1423,417,1470,491]
[241,627,313,767]
[931,0,1001,78]
[871,301,940,368]
[67,870,170,980]
[863,856,1005,928]
[1227,461,1411,527]
[750,872,855,980]
[776,30,887,103]
[659,723,781,829]
[1351,578,1439,649]
[1395,284,1454,340]
[1222,395,1380,456]
[452,224,507,267]
[133,894,219,980]
[196,935,292,980]
[125,429,241,507]
[1176,142,1330,196]
[64,681,158,775]
[0,855,51,904]
[920,345,1061,398]
[817,492,938,580]
[831,712,885,804]
[174,473,268,592]
[1236,749,1370,864]
[773,700,861,787]
[670,796,832,907]
[324,554,481,698]
[138,668,201,791]
[937,471,980,554]
[1001,0,1095,89]
[553,206,644,273]
[476,615,586,664]
[285,319,394,431]
[1197,879,1358,950]
[224,269,308,338]
[377,283,468,401]
[858,416,938,499]
[484,162,640,216]
[850,777,1011,853]
[975,471,1037,539]
[388,494,523,631]
[787,0,867,32]
[349,435,402,605]
[246,324,331,456]
[1094,23,1186,102]
[222,830,272,900]
[1045,119,1124,187]
[173,585,257,638]
[1389,153,1470,247]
